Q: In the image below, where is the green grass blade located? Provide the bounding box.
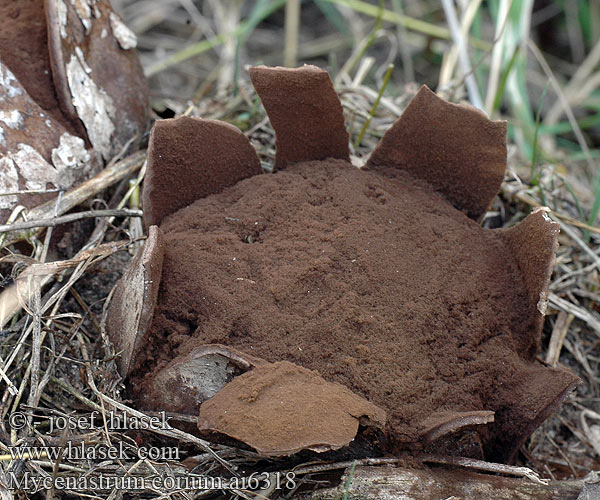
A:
[343,461,358,500]
[563,181,587,223]
[354,63,394,149]
[323,0,491,50]
[145,0,286,77]
[492,44,520,113]
[538,113,600,135]
[530,83,550,180]
[337,0,384,81]
[488,0,536,156]
[585,173,600,240]
[314,0,351,37]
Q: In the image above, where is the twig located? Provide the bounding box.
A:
[26,274,42,414]
[292,454,549,485]
[418,454,549,485]
[0,209,143,235]
[0,150,146,248]
[0,188,61,197]
[549,293,600,337]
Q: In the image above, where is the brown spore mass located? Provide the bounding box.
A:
[131,159,571,458]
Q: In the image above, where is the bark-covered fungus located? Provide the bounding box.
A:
[0,0,148,220]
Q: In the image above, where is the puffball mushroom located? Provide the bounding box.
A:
[107,65,579,463]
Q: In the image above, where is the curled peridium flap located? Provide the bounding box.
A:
[484,361,580,463]
[142,117,263,228]
[249,65,350,170]
[0,0,79,136]
[197,361,386,456]
[487,209,579,463]
[0,59,99,221]
[500,208,560,359]
[419,410,495,444]
[106,225,165,376]
[366,86,507,222]
[45,0,149,159]
[139,344,267,415]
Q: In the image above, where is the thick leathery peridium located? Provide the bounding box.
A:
[141,117,262,228]
[45,0,149,159]
[198,361,386,456]
[106,225,165,376]
[367,85,507,222]
[0,0,149,221]
[249,65,350,170]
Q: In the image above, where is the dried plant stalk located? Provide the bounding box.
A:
[1,150,146,248]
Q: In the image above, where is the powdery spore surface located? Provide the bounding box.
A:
[132,159,537,446]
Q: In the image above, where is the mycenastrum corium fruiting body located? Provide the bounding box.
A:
[107,65,580,463]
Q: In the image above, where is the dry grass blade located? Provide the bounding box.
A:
[544,39,600,126]
[501,182,600,234]
[546,312,574,367]
[580,409,600,459]
[549,293,600,337]
[527,40,595,172]
[0,241,126,329]
[0,210,143,235]
[440,0,484,109]
[485,0,512,114]
[284,0,301,67]
[438,0,483,89]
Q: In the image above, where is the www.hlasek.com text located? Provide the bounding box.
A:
[9,442,179,461]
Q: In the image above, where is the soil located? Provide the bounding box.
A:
[129,158,577,460]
